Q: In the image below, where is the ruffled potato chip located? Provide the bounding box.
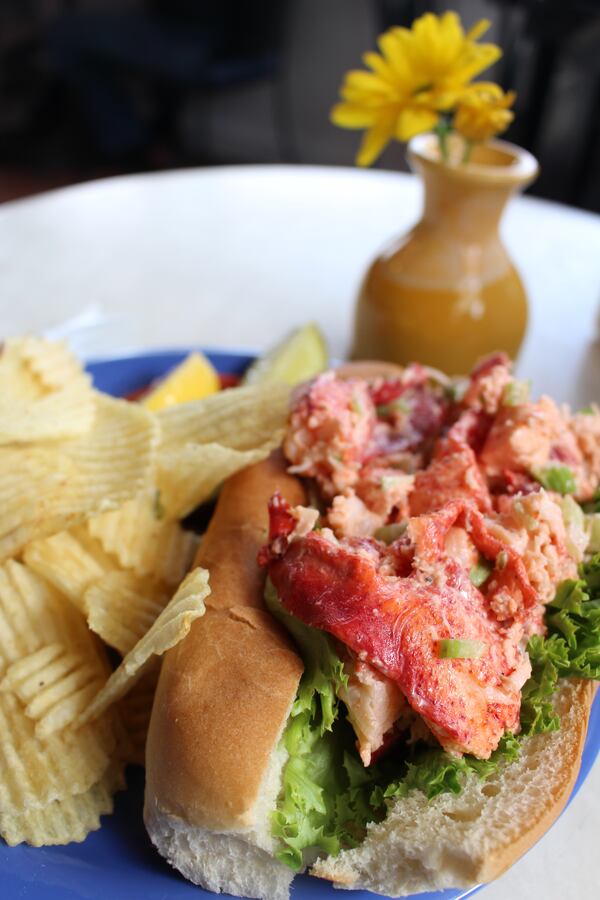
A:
[0,560,86,670]
[0,561,118,820]
[17,335,87,391]
[0,560,109,673]
[86,490,199,585]
[158,440,279,519]
[0,382,95,444]
[79,567,210,724]
[0,692,116,813]
[0,339,46,404]
[0,759,125,847]
[0,394,158,560]
[83,571,170,656]
[0,643,105,738]
[23,527,119,612]
[0,338,94,444]
[157,383,289,452]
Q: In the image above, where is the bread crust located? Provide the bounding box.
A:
[197,449,305,612]
[311,679,596,895]
[335,360,405,381]
[145,451,305,832]
[479,679,595,883]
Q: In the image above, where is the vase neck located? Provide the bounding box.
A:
[418,165,513,241]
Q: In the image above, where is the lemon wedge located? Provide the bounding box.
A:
[243,324,328,387]
[143,352,220,411]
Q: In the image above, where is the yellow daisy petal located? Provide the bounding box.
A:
[466,19,491,42]
[344,70,392,94]
[356,116,396,167]
[462,81,504,98]
[453,84,515,142]
[378,29,415,88]
[330,103,377,129]
[454,43,502,84]
[340,72,397,108]
[395,107,439,141]
[363,51,396,83]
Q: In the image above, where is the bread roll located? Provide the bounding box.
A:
[144,451,305,899]
[145,402,596,900]
[334,360,405,381]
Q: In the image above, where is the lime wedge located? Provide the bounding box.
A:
[243,324,328,386]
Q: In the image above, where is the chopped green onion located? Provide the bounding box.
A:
[380,474,406,493]
[533,465,576,495]
[496,550,508,570]
[560,495,584,532]
[469,559,492,587]
[578,405,596,415]
[560,496,585,558]
[376,398,410,418]
[374,522,408,544]
[438,639,485,659]
[501,379,530,407]
[446,379,469,403]
[586,514,600,553]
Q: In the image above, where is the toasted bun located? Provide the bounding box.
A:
[144,797,294,900]
[145,396,596,900]
[335,360,404,381]
[145,451,305,899]
[198,449,306,613]
[312,679,595,896]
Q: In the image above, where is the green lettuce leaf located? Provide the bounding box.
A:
[264,580,347,733]
[520,553,600,735]
[371,732,520,807]
[266,581,382,870]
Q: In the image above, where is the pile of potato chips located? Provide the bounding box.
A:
[0,337,290,846]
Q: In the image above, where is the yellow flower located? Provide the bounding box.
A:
[331,11,502,166]
[453,83,516,143]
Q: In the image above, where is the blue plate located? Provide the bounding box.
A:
[2,349,598,900]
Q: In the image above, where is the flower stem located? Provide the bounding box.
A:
[434,119,451,163]
[462,140,474,163]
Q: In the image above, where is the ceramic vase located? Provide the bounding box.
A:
[351,133,539,374]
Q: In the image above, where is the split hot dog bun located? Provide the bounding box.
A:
[144,451,305,900]
[145,368,596,900]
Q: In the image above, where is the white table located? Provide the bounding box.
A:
[1,165,599,900]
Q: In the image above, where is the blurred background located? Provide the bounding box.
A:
[0,0,598,209]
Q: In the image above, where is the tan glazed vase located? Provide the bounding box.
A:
[351,133,539,374]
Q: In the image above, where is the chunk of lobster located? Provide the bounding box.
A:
[461,352,513,416]
[261,496,531,760]
[480,396,583,489]
[338,655,409,766]
[409,440,492,516]
[283,373,375,498]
